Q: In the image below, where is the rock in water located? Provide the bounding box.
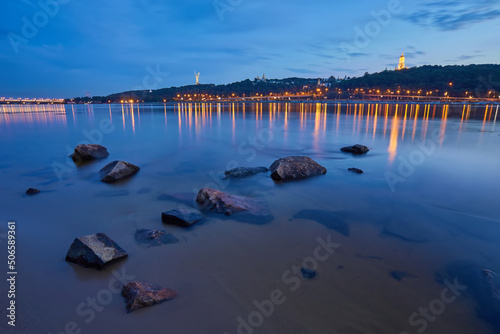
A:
[66,233,128,269]
[72,144,109,162]
[301,267,317,279]
[26,188,40,195]
[196,188,270,217]
[122,281,177,312]
[224,167,269,179]
[340,144,369,155]
[348,168,364,174]
[134,229,179,248]
[162,209,203,228]
[99,160,140,183]
[269,156,327,181]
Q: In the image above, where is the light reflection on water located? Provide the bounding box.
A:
[0,102,499,334]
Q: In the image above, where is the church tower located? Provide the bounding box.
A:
[395,53,408,70]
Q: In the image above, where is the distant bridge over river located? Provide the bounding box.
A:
[0,97,65,104]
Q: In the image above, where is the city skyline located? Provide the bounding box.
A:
[1,0,499,98]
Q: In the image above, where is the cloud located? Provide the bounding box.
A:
[443,54,486,62]
[403,1,500,31]
[285,68,320,75]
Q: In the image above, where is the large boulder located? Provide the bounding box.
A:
[162,209,203,228]
[224,167,269,179]
[134,229,179,248]
[65,233,128,269]
[72,144,109,162]
[269,156,327,181]
[99,161,140,183]
[340,144,369,155]
[122,281,177,312]
[196,188,270,217]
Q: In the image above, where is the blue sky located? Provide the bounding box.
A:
[1,0,499,98]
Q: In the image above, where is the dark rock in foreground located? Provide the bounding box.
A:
[72,144,109,162]
[269,156,327,181]
[162,209,203,228]
[66,233,128,269]
[196,188,270,218]
[99,160,140,183]
[135,229,179,248]
[224,167,269,179]
[340,144,369,155]
[26,188,40,195]
[301,267,317,279]
[348,168,364,174]
[122,281,177,312]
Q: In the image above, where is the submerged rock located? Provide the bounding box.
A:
[158,192,197,207]
[25,188,40,195]
[122,281,177,312]
[72,144,109,162]
[162,209,203,228]
[440,261,500,330]
[293,209,350,236]
[65,233,128,269]
[135,229,179,248]
[99,160,140,183]
[390,271,409,282]
[301,267,317,279]
[224,167,269,179]
[196,188,270,218]
[269,156,327,181]
[340,144,369,155]
[348,168,364,174]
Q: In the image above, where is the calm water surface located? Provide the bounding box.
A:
[0,102,499,334]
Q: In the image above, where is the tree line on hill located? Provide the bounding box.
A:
[71,64,500,103]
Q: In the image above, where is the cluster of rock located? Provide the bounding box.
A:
[64,144,174,312]
[62,143,370,312]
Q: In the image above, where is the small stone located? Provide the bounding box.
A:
[162,209,203,227]
[99,160,140,183]
[340,144,369,155]
[122,281,177,312]
[348,168,364,174]
[26,188,40,195]
[65,233,128,269]
[301,267,317,279]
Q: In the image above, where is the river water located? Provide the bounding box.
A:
[0,102,499,334]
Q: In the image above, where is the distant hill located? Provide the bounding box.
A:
[72,64,500,103]
[332,64,500,99]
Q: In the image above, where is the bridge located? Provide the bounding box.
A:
[0,97,65,104]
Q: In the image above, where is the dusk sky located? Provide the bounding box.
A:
[1,0,499,98]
